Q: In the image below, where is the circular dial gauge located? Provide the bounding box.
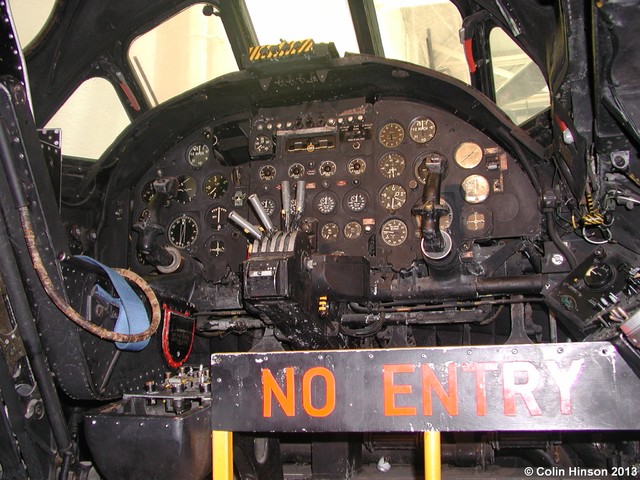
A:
[168,215,199,249]
[206,205,228,230]
[259,164,276,181]
[348,157,367,175]
[461,175,490,203]
[414,153,447,184]
[253,134,273,154]
[208,238,225,257]
[346,191,367,212]
[454,142,483,169]
[464,211,486,232]
[344,221,362,240]
[379,122,405,148]
[288,163,306,179]
[187,142,210,168]
[379,152,406,179]
[584,263,614,289]
[261,197,277,217]
[321,222,339,240]
[379,184,407,211]
[203,174,228,199]
[175,176,197,204]
[380,219,408,247]
[315,192,338,214]
[319,160,337,177]
[141,181,155,203]
[409,117,436,144]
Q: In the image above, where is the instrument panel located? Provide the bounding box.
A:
[130,97,540,278]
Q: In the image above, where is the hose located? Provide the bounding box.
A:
[19,206,161,344]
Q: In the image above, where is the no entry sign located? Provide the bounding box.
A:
[211,342,640,432]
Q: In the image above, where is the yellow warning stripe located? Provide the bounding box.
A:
[247,39,315,62]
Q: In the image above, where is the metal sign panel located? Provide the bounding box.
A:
[210,342,640,432]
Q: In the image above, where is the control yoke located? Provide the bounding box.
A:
[412,156,450,255]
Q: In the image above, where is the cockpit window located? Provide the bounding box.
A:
[45,78,130,160]
[8,0,56,49]
[128,4,239,107]
[245,0,360,57]
[490,27,550,124]
[373,0,470,84]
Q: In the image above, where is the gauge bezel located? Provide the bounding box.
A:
[380,218,409,247]
[343,221,362,240]
[260,197,277,217]
[206,205,228,230]
[203,173,229,199]
[314,191,339,215]
[253,134,273,154]
[347,157,367,175]
[461,174,490,204]
[167,214,199,249]
[379,183,407,212]
[206,237,225,257]
[319,160,337,177]
[140,180,155,203]
[186,141,211,168]
[379,152,406,179]
[288,163,306,179]
[320,222,340,241]
[460,205,492,237]
[344,189,368,213]
[408,117,436,144]
[259,164,277,181]
[174,175,197,204]
[454,141,484,169]
[378,122,405,148]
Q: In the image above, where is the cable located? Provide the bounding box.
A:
[340,313,384,337]
[348,296,544,315]
[626,171,640,189]
[19,207,161,344]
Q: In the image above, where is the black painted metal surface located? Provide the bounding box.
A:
[211,342,640,432]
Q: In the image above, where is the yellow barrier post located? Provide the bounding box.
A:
[212,431,233,480]
[423,431,441,480]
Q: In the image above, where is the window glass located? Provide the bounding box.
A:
[128,4,238,106]
[245,0,359,57]
[490,28,550,124]
[374,0,469,84]
[45,78,130,160]
[8,0,56,49]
